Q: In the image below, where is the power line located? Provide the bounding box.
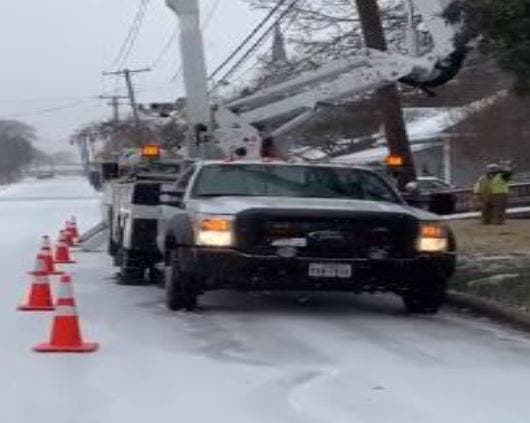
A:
[117,0,151,69]
[237,30,355,90]
[151,29,178,69]
[0,94,99,104]
[110,0,151,69]
[208,0,290,82]
[3,99,99,119]
[212,0,300,88]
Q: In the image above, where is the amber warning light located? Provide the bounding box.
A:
[385,155,405,168]
[141,144,162,158]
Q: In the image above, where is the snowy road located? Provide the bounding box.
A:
[2,176,530,423]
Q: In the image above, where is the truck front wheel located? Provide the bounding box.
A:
[165,248,199,311]
[402,276,447,314]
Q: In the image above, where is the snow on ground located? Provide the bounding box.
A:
[2,176,530,423]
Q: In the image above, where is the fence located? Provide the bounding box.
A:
[452,181,530,213]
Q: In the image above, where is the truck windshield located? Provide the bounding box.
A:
[192,164,400,203]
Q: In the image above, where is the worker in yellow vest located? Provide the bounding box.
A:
[473,164,511,225]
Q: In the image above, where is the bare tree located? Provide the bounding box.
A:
[0,120,37,184]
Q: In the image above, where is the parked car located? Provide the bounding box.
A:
[403,177,457,215]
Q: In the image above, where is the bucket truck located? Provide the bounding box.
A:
[166,0,469,162]
[84,0,469,292]
[151,0,467,311]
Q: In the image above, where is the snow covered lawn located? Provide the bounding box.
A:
[451,220,530,312]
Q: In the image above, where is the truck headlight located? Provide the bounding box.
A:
[416,224,449,253]
[196,217,234,247]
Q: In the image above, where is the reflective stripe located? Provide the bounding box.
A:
[57,298,76,307]
[35,274,48,284]
[42,236,51,248]
[58,277,74,299]
[36,256,47,272]
[55,305,77,316]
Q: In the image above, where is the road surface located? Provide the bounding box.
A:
[1,176,530,423]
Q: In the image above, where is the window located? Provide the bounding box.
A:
[192,164,400,203]
[175,166,196,192]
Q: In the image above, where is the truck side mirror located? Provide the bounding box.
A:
[160,191,184,208]
[404,181,419,193]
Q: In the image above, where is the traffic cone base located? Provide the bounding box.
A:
[33,315,98,353]
[18,305,55,312]
[28,270,64,276]
[33,342,99,353]
[54,259,76,265]
[18,281,55,312]
[33,274,98,354]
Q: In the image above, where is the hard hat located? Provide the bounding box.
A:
[486,163,500,172]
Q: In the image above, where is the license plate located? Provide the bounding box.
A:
[308,263,352,279]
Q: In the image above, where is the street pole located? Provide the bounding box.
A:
[102,68,151,127]
[99,95,128,124]
[353,0,417,187]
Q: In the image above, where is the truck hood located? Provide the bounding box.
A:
[187,196,439,221]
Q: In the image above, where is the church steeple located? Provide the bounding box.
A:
[271,23,287,63]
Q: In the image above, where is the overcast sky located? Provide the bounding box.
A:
[0,0,265,152]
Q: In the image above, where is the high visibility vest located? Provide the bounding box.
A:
[473,174,509,196]
[490,173,509,195]
[473,175,489,195]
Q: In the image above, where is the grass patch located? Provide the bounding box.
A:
[450,219,530,311]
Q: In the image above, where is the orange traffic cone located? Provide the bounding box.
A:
[39,236,64,275]
[54,231,76,264]
[66,218,80,246]
[70,216,80,240]
[19,257,55,311]
[34,274,98,353]
[63,222,75,247]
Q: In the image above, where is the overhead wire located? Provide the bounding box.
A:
[116,0,151,69]
[110,0,151,70]
[208,0,290,82]
[212,0,300,89]
[228,6,302,84]
[3,98,100,119]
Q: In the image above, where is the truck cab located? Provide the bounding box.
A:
[159,160,456,313]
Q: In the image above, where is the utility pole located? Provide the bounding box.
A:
[102,68,151,126]
[99,95,129,123]
[353,0,416,187]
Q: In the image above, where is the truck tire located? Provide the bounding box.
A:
[165,249,198,311]
[118,249,146,285]
[108,209,117,257]
[148,266,164,286]
[402,277,447,314]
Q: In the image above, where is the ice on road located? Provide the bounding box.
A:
[1,176,530,423]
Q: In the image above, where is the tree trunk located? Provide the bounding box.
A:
[353,0,417,187]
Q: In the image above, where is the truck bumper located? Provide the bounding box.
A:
[179,248,456,293]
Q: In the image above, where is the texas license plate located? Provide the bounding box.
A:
[308,263,352,279]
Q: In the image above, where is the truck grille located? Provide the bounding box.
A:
[235,208,418,259]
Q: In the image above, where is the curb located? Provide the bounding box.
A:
[446,290,530,332]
